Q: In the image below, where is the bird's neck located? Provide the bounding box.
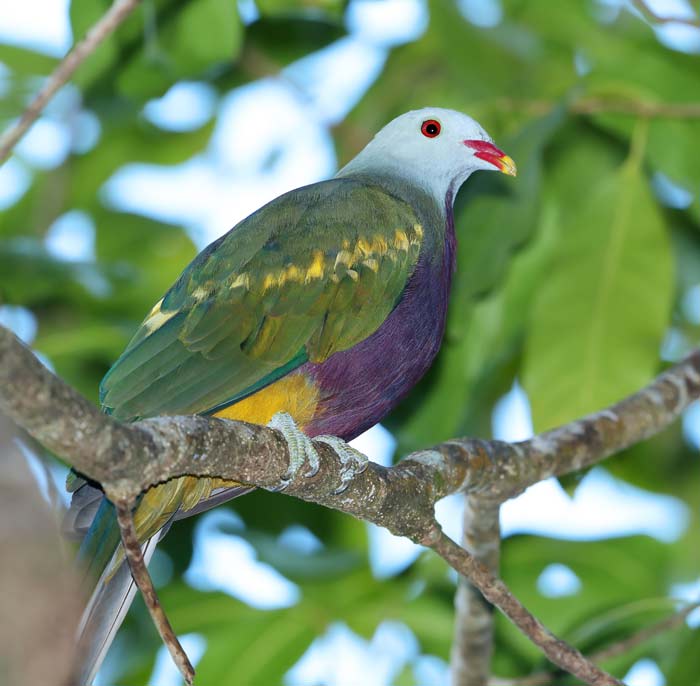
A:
[337,168,449,218]
[442,185,458,289]
[337,150,467,209]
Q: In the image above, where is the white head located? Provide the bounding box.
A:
[337,107,516,204]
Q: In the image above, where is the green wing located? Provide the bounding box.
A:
[100,178,424,421]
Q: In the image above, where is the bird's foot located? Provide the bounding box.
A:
[315,435,368,494]
[267,414,368,494]
[268,412,320,490]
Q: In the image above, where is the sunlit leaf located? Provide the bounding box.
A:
[0,44,58,75]
[523,131,673,430]
[70,0,243,100]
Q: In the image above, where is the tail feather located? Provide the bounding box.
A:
[75,534,160,686]
[70,484,254,684]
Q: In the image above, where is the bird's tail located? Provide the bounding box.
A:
[72,496,160,686]
[67,480,254,684]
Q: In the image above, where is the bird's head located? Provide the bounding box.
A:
[339,107,516,203]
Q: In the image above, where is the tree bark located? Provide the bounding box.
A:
[2,324,699,685]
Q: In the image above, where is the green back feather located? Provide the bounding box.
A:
[100,178,425,421]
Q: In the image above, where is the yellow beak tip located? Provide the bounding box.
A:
[499,155,517,177]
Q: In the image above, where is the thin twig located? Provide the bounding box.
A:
[631,0,700,27]
[114,501,194,685]
[0,0,142,165]
[572,97,700,119]
[429,530,624,686]
[451,498,501,686]
[592,599,700,663]
[489,97,700,120]
[489,600,700,686]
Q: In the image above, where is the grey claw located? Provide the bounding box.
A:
[270,478,291,492]
[315,435,369,495]
[266,414,368,493]
[332,481,350,496]
[355,458,369,474]
[304,461,320,479]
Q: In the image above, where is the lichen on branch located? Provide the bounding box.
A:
[2,323,699,686]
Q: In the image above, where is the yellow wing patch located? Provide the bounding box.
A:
[393,230,410,252]
[229,272,251,290]
[257,227,423,293]
[143,298,177,333]
[305,250,326,282]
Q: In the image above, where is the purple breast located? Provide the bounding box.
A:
[305,207,457,441]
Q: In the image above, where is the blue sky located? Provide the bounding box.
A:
[1,1,699,685]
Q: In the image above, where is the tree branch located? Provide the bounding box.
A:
[0,416,82,686]
[114,501,194,684]
[451,498,501,686]
[631,0,700,28]
[0,0,142,165]
[490,599,700,686]
[431,530,624,686]
[2,323,699,684]
[2,325,697,510]
[488,97,700,120]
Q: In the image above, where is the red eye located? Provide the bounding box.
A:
[421,119,441,138]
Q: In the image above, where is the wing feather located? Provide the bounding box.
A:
[100,178,425,421]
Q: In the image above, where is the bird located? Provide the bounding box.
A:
[65,107,516,683]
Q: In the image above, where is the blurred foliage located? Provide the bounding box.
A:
[1,0,699,684]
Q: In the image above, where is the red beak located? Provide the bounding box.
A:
[464,140,517,176]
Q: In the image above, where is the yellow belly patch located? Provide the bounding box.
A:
[114,372,320,562]
[213,371,320,428]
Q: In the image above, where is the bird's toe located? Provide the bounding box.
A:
[268,412,320,488]
[315,435,368,494]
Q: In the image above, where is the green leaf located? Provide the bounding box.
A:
[0,238,117,305]
[503,0,700,192]
[255,0,346,20]
[592,115,700,198]
[495,534,676,667]
[93,209,197,317]
[115,566,453,686]
[69,0,122,88]
[217,525,362,582]
[452,108,565,305]
[240,15,345,66]
[663,624,700,686]
[0,44,58,75]
[117,0,243,99]
[506,0,700,107]
[70,0,243,100]
[523,132,673,431]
